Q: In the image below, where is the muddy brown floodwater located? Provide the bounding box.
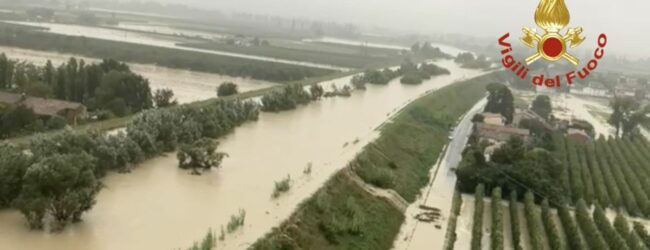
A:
[0,46,277,103]
[0,60,481,250]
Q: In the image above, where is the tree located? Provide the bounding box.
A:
[485,83,514,124]
[491,187,504,250]
[531,95,552,120]
[96,71,153,115]
[177,138,228,175]
[575,199,608,250]
[43,60,55,87]
[153,88,177,108]
[471,184,485,250]
[541,199,563,250]
[0,143,32,207]
[593,204,630,250]
[509,190,523,250]
[614,213,646,250]
[558,204,588,250]
[609,96,646,138]
[410,42,420,54]
[217,82,239,97]
[13,153,101,230]
[310,84,324,100]
[524,191,544,250]
[0,104,37,138]
[633,221,650,248]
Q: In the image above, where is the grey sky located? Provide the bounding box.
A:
[152,0,647,58]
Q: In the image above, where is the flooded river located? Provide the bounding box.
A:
[0,46,276,103]
[0,60,483,250]
[2,21,349,71]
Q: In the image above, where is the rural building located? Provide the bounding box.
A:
[475,123,530,143]
[566,128,591,144]
[481,112,505,126]
[0,91,87,125]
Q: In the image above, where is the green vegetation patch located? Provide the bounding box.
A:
[354,72,501,202]
[252,172,404,250]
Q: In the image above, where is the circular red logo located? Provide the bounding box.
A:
[542,37,563,58]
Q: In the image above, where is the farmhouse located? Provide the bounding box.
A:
[0,91,87,125]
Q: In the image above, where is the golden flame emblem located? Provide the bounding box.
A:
[521,0,585,65]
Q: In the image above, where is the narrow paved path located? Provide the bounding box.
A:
[392,98,488,250]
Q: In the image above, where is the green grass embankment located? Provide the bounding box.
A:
[251,71,506,250]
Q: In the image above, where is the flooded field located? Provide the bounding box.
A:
[517,91,616,138]
[302,36,469,56]
[2,21,349,71]
[0,60,481,250]
[113,22,228,40]
[0,46,276,103]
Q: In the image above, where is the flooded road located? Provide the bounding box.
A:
[0,60,482,250]
[2,21,349,71]
[0,46,276,103]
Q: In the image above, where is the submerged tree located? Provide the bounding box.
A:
[0,143,32,207]
[13,152,101,230]
[177,138,228,175]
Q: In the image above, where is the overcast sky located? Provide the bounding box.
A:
[150,0,647,58]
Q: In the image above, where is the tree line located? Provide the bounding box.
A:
[0,22,335,82]
[0,53,154,137]
[350,61,450,87]
[0,98,260,230]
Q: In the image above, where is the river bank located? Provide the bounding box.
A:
[252,71,506,249]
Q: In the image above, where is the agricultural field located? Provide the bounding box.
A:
[447,133,650,250]
[178,41,405,69]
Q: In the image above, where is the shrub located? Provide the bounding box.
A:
[593,204,630,250]
[226,209,246,233]
[261,84,311,112]
[509,190,523,250]
[444,191,463,250]
[614,213,646,250]
[541,199,563,250]
[153,88,177,108]
[523,191,544,250]
[633,222,650,248]
[217,82,238,97]
[400,74,423,84]
[272,175,291,198]
[187,229,217,250]
[491,187,503,250]
[177,138,228,175]
[46,115,67,129]
[575,199,608,250]
[471,184,485,250]
[558,204,587,250]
